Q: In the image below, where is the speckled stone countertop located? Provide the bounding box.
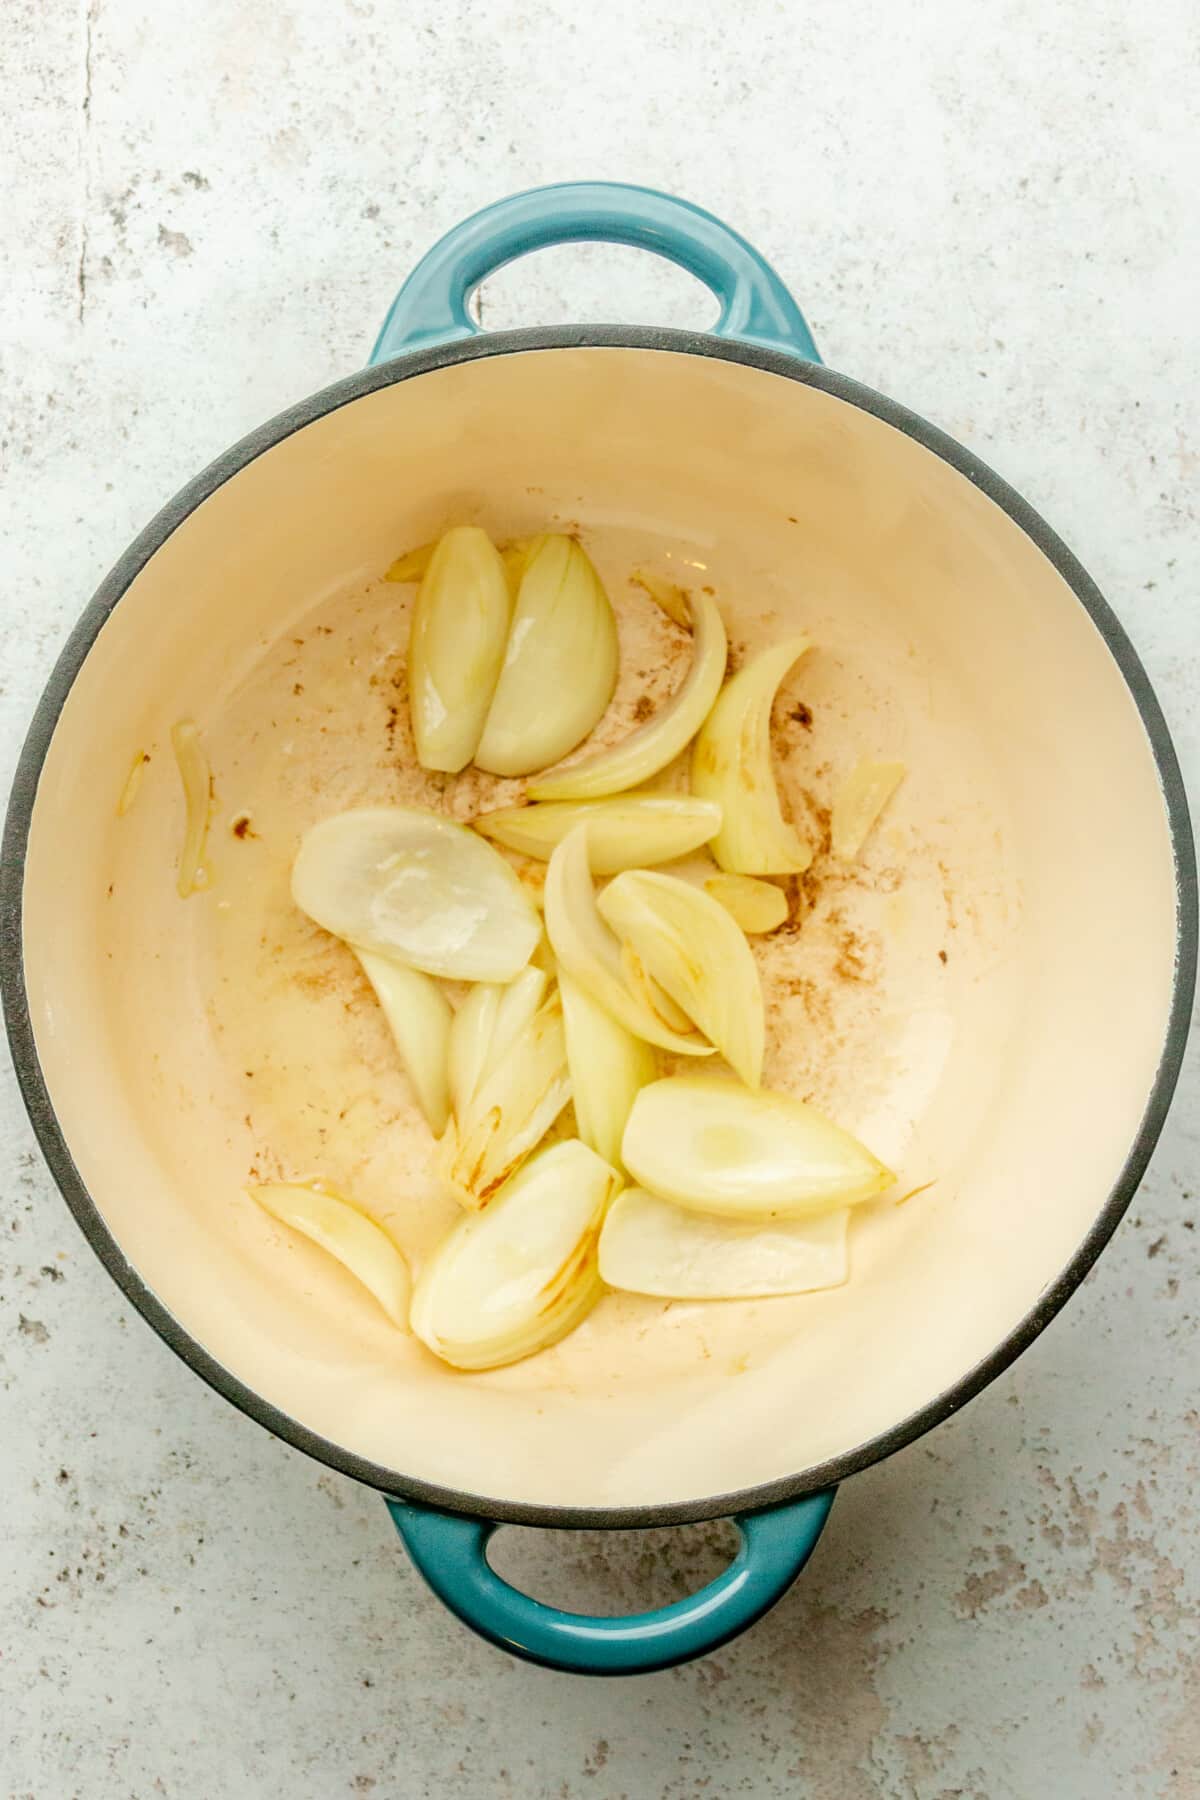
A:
[2,2,1197,1795]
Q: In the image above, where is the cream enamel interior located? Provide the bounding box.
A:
[21,346,1179,1511]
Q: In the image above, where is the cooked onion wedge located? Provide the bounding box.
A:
[703,873,789,934]
[598,871,765,1087]
[354,948,452,1134]
[250,1182,411,1328]
[474,795,721,874]
[559,969,657,1169]
[619,943,696,1035]
[691,636,813,873]
[500,535,538,597]
[411,1140,618,1370]
[831,759,906,860]
[543,827,714,1057]
[439,992,571,1207]
[599,1188,849,1299]
[528,589,727,800]
[292,807,540,982]
[623,1077,894,1218]
[408,526,513,772]
[475,535,619,777]
[447,982,502,1124]
[446,966,550,1125]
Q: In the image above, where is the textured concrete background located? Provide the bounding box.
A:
[2,2,1198,1795]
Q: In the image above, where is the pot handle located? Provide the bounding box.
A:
[369,181,820,365]
[386,1489,834,1675]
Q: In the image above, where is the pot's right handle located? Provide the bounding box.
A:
[387,1490,834,1676]
[369,181,821,365]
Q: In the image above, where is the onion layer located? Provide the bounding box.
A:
[408,526,513,772]
[528,589,727,800]
[599,1187,849,1299]
[831,759,906,860]
[598,871,765,1087]
[474,795,721,874]
[475,535,619,778]
[623,1076,894,1218]
[703,872,789,934]
[543,826,714,1057]
[691,636,813,873]
[354,948,452,1135]
[250,1182,411,1328]
[559,968,657,1169]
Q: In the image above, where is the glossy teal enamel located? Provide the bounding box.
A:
[388,1491,834,1675]
[369,180,821,364]
[374,182,828,1673]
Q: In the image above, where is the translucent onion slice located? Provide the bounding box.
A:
[598,872,765,1087]
[118,748,150,818]
[385,540,436,583]
[250,1182,411,1328]
[831,759,907,860]
[473,796,722,874]
[528,589,728,800]
[172,719,213,899]
[599,1188,849,1299]
[411,1140,617,1370]
[543,826,714,1057]
[559,969,657,1169]
[439,993,572,1206]
[619,943,696,1036]
[623,1076,894,1219]
[292,807,540,982]
[703,872,789,934]
[408,526,513,772]
[447,982,502,1123]
[633,569,691,629]
[474,535,619,778]
[447,965,551,1125]
[691,636,813,874]
[354,948,452,1134]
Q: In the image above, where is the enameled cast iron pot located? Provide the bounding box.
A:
[2,183,1195,1675]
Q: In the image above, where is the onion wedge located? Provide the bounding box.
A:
[411,1140,618,1370]
[354,948,452,1135]
[473,795,721,874]
[250,1182,411,1328]
[831,759,906,860]
[408,526,513,772]
[543,827,714,1058]
[528,589,727,800]
[559,969,657,1169]
[292,807,540,982]
[691,636,813,873]
[439,992,571,1207]
[475,535,619,778]
[599,1188,849,1299]
[703,873,789,934]
[623,1076,894,1219]
[598,871,765,1087]
[446,966,549,1125]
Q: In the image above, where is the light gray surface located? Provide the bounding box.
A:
[2,1,1197,1795]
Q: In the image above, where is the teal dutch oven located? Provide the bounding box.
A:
[2,183,1194,1675]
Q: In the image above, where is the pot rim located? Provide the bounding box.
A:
[2,325,1195,1529]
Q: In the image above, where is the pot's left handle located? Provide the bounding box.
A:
[387,1491,834,1675]
[369,180,820,364]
